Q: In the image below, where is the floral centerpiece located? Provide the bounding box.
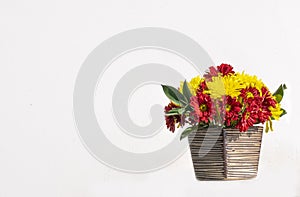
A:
[161,64,287,180]
[162,64,286,138]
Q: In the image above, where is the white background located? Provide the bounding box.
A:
[1,0,300,196]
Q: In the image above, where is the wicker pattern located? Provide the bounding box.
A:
[188,126,263,180]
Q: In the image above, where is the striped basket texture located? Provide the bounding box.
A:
[188,126,263,180]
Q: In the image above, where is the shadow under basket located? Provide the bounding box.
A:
[188,126,263,181]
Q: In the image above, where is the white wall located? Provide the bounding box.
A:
[0,0,299,196]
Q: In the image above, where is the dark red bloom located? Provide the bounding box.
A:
[203,66,219,81]
[190,92,213,124]
[256,86,277,124]
[204,64,235,80]
[224,96,242,126]
[237,107,258,132]
[258,106,272,124]
[261,87,276,108]
[236,100,260,132]
[164,103,182,133]
[217,63,235,76]
[240,87,260,101]
[197,80,208,93]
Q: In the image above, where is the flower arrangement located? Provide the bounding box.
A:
[162,64,287,140]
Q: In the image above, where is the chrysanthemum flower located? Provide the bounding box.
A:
[204,66,219,81]
[217,63,235,76]
[269,103,283,120]
[164,102,182,132]
[239,86,276,124]
[189,76,203,93]
[258,106,272,123]
[190,92,213,123]
[235,72,265,94]
[236,102,260,132]
[197,80,208,93]
[240,87,260,100]
[224,96,242,126]
[261,87,277,108]
[179,76,203,95]
[206,75,245,99]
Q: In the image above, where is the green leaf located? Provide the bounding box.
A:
[165,107,185,116]
[182,80,192,101]
[283,84,287,89]
[280,108,287,117]
[180,125,198,140]
[185,105,194,112]
[274,94,282,103]
[165,112,178,116]
[273,84,287,103]
[161,85,188,106]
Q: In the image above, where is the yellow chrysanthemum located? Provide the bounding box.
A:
[269,103,283,120]
[206,74,245,99]
[179,75,202,96]
[235,72,265,95]
[190,76,202,92]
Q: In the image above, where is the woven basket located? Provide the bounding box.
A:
[188,126,263,180]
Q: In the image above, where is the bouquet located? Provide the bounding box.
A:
[162,64,287,140]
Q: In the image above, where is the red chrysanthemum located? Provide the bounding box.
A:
[239,86,277,124]
[224,96,242,126]
[256,86,277,123]
[164,103,182,133]
[197,80,208,94]
[240,87,260,101]
[261,87,276,108]
[258,106,272,124]
[236,100,260,132]
[203,66,219,81]
[217,63,235,76]
[190,92,213,124]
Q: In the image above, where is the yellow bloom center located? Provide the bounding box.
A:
[226,104,231,112]
[246,92,254,98]
[200,104,207,112]
[245,112,251,119]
